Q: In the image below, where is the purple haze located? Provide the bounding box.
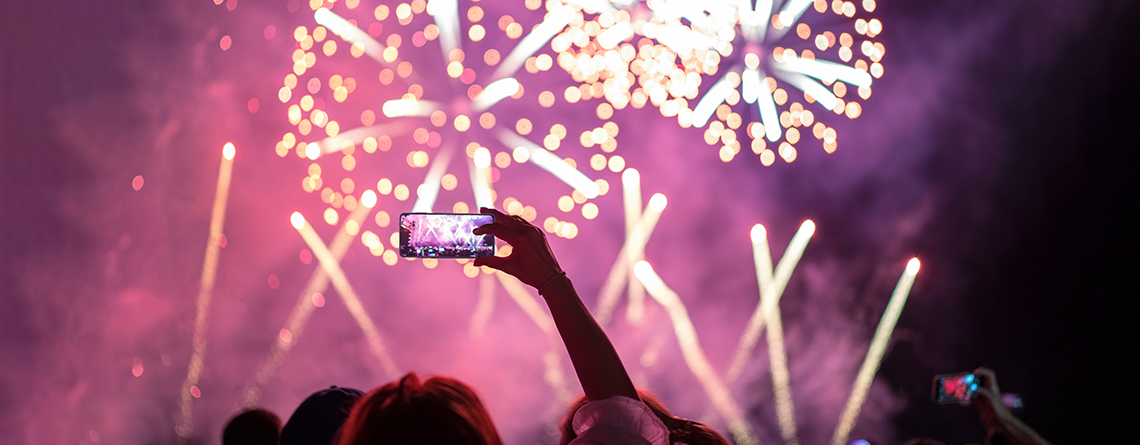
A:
[0,0,1114,444]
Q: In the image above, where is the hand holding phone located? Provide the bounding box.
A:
[399,213,495,258]
[933,369,1022,409]
[471,207,564,289]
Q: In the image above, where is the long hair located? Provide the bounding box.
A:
[558,389,730,445]
[336,372,503,445]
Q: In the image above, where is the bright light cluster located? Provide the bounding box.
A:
[550,0,885,164]
[274,0,640,271]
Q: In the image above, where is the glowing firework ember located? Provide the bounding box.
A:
[275,0,634,276]
[552,0,884,164]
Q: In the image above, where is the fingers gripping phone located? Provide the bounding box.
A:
[932,372,982,404]
[399,213,495,258]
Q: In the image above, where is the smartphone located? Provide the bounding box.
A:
[399,213,495,258]
[932,372,981,404]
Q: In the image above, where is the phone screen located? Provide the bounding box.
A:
[933,372,981,404]
[399,213,495,258]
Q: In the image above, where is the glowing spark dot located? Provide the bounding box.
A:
[607,155,625,172]
[648,193,667,212]
[290,212,305,230]
[267,274,280,289]
[220,35,232,51]
[473,147,491,169]
[279,329,293,345]
[394,184,409,201]
[361,189,377,207]
[750,224,767,243]
[132,175,144,190]
[223,142,235,160]
[582,202,599,219]
[190,386,201,398]
[906,257,921,275]
[132,358,144,377]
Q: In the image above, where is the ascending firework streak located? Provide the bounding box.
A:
[291,211,400,379]
[634,261,757,445]
[730,221,815,445]
[594,192,667,326]
[621,168,645,324]
[469,273,497,338]
[832,258,921,445]
[177,143,235,440]
[727,220,815,382]
[244,192,377,405]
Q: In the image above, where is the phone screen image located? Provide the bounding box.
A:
[399,213,495,258]
[933,372,980,404]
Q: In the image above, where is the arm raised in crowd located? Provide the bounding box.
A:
[473,207,639,403]
[972,368,1053,445]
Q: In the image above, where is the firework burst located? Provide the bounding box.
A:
[549,0,884,164]
[272,0,641,278]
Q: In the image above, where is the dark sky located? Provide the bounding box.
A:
[0,0,1127,444]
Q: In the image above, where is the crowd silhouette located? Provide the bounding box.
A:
[223,208,1051,445]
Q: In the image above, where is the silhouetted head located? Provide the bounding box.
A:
[282,386,364,445]
[223,408,282,445]
[558,389,730,445]
[336,372,502,445]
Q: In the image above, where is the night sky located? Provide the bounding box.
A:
[0,0,1126,444]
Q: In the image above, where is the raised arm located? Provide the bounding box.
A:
[473,208,638,402]
[972,368,1053,445]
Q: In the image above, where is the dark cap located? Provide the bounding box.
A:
[281,386,364,445]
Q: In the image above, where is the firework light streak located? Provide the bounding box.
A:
[382,99,442,118]
[315,7,398,70]
[492,4,577,80]
[473,78,522,111]
[244,197,376,404]
[469,273,496,338]
[594,192,666,326]
[177,143,235,439]
[723,221,814,445]
[691,77,736,128]
[621,168,644,324]
[291,212,400,379]
[468,156,494,209]
[832,258,920,445]
[313,124,406,157]
[497,129,600,198]
[727,220,815,381]
[429,0,461,58]
[412,143,456,212]
[634,261,758,445]
[769,222,811,444]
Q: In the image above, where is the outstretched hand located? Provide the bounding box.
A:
[971,367,1011,432]
[473,208,563,289]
